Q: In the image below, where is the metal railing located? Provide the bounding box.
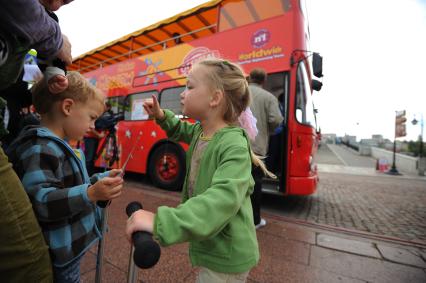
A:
[76,24,217,73]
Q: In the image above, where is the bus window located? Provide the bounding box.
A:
[106,96,126,115]
[219,0,290,32]
[124,91,158,121]
[264,72,289,122]
[295,62,316,128]
[160,86,185,115]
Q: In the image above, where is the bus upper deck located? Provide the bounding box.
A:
[70,0,323,195]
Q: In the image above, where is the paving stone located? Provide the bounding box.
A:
[377,244,426,268]
[250,258,366,283]
[317,234,381,258]
[78,179,426,283]
[261,218,316,244]
[310,246,426,283]
[420,249,426,261]
[81,261,127,283]
[263,170,426,242]
[257,232,311,265]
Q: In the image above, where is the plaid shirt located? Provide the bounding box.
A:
[6,126,108,267]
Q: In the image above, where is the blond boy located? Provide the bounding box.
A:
[6,71,123,282]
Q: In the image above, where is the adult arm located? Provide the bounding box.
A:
[267,95,284,134]
[0,0,63,60]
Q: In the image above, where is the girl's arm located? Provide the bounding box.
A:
[143,95,198,144]
[126,142,252,246]
[156,109,198,144]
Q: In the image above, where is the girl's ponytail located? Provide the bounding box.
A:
[251,151,276,179]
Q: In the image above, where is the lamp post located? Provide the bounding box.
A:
[411,113,425,176]
[388,111,406,175]
[411,113,424,157]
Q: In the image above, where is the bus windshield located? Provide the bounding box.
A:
[219,0,291,31]
[295,62,316,128]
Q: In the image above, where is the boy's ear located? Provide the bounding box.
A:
[61,98,75,116]
[209,89,224,107]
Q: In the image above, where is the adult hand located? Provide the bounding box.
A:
[48,74,68,93]
[56,34,72,65]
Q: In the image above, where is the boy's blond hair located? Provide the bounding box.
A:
[32,71,104,114]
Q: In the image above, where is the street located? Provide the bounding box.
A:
[78,144,426,282]
[262,144,426,242]
[124,143,426,243]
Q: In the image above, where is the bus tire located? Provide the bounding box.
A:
[148,144,185,191]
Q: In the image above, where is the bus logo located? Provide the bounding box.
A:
[138,58,164,86]
[179,47,220,75]
[251,29,270,48]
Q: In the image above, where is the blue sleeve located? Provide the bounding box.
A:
[90,171,110,184]
[20,142,94,222]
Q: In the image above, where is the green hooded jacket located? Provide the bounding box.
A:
[153,110,259,273]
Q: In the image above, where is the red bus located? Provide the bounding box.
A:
[69,0,323,195]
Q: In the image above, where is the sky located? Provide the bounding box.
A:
[57,0,426,142]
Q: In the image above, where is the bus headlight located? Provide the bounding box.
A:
[309,155,316,172]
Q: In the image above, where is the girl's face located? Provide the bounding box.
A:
[63,99,104,141]
[180,65,215,120]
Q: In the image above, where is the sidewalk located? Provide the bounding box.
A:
[318,163,426,181]
[81,182,426,283]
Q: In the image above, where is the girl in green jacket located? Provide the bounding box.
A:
[126,59,272,283]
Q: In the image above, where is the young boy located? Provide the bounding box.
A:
[6,71,123,282]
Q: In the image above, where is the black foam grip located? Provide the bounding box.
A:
[126,201,161,269]
[97,200,111,208]
[126,201,143,216]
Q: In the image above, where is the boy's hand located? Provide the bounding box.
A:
[126,209,155,242]
[88,176,123,202]
[108,169,123,178]
[143,95,164,120]
[48,74,68,94]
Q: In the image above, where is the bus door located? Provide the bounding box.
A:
[287,61,317,195]
[263,72,289,194]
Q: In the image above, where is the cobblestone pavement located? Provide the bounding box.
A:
[81,182,426,283]
[262,172,426,243]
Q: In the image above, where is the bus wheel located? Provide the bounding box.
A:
[149,144,185,191]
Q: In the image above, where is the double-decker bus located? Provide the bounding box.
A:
[69,0,323,195]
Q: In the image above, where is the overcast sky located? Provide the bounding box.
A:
[57,0,426,141]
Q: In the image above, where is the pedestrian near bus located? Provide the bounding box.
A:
[248,68,283,229]
[126,59,274,282]
[6,71,124,283]
[83,127,105,176]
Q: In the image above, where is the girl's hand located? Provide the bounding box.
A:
[143,95,164,120]
[126,209,155,242]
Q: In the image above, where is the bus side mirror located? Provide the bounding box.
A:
[312,79,322,91]
[313,52,323,78]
